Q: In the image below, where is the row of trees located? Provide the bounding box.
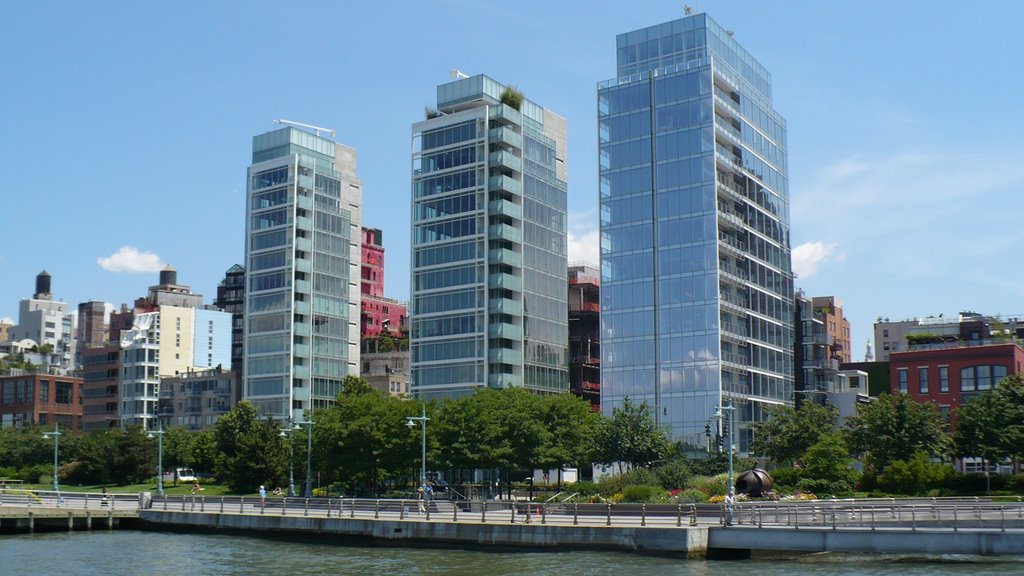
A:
[0,377,679,494]
[751,375,1024,494]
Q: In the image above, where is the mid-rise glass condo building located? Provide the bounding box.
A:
[598,13,794,450]
[411,74,568,400]
[244,126,363,421]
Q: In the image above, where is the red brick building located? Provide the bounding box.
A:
[360,227,406,338]
[889,343,1024,426]
[0,372,83,429]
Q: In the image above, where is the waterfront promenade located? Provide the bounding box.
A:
[4,489,1023,557]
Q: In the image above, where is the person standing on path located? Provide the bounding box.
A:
[259,485,267,507]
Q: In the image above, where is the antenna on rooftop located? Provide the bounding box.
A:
[684,4,694,15]
[273,119,336,138]
[450,69,469,80]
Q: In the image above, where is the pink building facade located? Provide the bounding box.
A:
[360,227,406,338]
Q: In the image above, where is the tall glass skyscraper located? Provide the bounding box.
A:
[411,74,568,400]
[244,126,362,421]
[598,14,794,451]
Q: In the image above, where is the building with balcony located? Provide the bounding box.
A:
[360,227,407,338]
[410,73,568,400]
[80,344,119,431]
[158,366,235,430]
[0,370,82,429]
[569,264,600,410]
[598,13,794,449]
[119,269,231,429]
[243,125,363,420]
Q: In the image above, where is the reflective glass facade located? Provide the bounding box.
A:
[244,127,362,421]
[411,75,568,400]
[598,14,794,451]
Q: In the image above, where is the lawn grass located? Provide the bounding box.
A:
[19,481,236,496]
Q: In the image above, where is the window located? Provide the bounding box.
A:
[960,365,1009,392]
[55,382,72,405]
[918,367,928,394]
[897,368,908,393]
[40,381,49,403]
[939,366,949,393]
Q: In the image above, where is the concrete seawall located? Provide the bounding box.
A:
[138,510,709,558]
[711,526,1024,556]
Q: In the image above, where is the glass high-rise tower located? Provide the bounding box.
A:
[411,74,568,400]
[244,126,363,421]
[598,13,794,451]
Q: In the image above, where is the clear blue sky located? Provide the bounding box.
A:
[3,0,1023,359]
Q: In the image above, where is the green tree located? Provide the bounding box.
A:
[314,390,419,495]
[189,429,219,475]
[845,393,949,473]
[162,426,194,486]
[596,398,673,472]
[214,401,287,492]
[435,388,548,492]
[954,374,1024,472]
[535,392,602,486]
[341,375,374,396]
[751,402,838,466]
[799,432,858,493]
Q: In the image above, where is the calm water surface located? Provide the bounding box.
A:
[2,531,1022,576]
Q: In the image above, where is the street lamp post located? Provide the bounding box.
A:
[295,418,314,498]
[146,425,165,496]
[406,404,429,490]
[714,402,736,525]
[42,423,61,492]
[280,425,297,497]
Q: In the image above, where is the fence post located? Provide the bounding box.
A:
[283,498,288,516]
[676,504,682,527]
[327,498,332,518]
[453,503,458,522]
[481,501,486,524]
[510,502,515,524]
[240,497,244,513]
[641,503,646,527]
[953,508,958,532]
[911,507,915,531]
[574,503,579,526]
[350,499,355,519]
[220,497,224,513]
[541,503,546,525]
[426,500,431,521]
[304,498,308,517]
[606,503,612,526]
[690,504,697,526]
[375,499,380,520]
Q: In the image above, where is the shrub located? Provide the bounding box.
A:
[500,86,524,110]
[620,484,664,503]
[654,459,692,490]
[796,477,853,497]
[623,467,660,487]
[689,474,728,497]
[676,488,707,503]
[876,452,954,495]
[768,467,801,489]
[571,481,600,496]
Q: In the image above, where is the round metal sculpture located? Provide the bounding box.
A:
[734,469,773,497]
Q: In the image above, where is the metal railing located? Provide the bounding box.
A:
[6,489,1024,533]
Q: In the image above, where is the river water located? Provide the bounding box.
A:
[2,531,1022,575]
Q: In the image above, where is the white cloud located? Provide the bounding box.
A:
[97,246,165,273]
[792,241,837,279]
[568,228,600,267]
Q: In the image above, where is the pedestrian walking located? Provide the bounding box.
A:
[259,485,267,507]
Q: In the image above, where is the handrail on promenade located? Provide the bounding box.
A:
[5,489,1022,532]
